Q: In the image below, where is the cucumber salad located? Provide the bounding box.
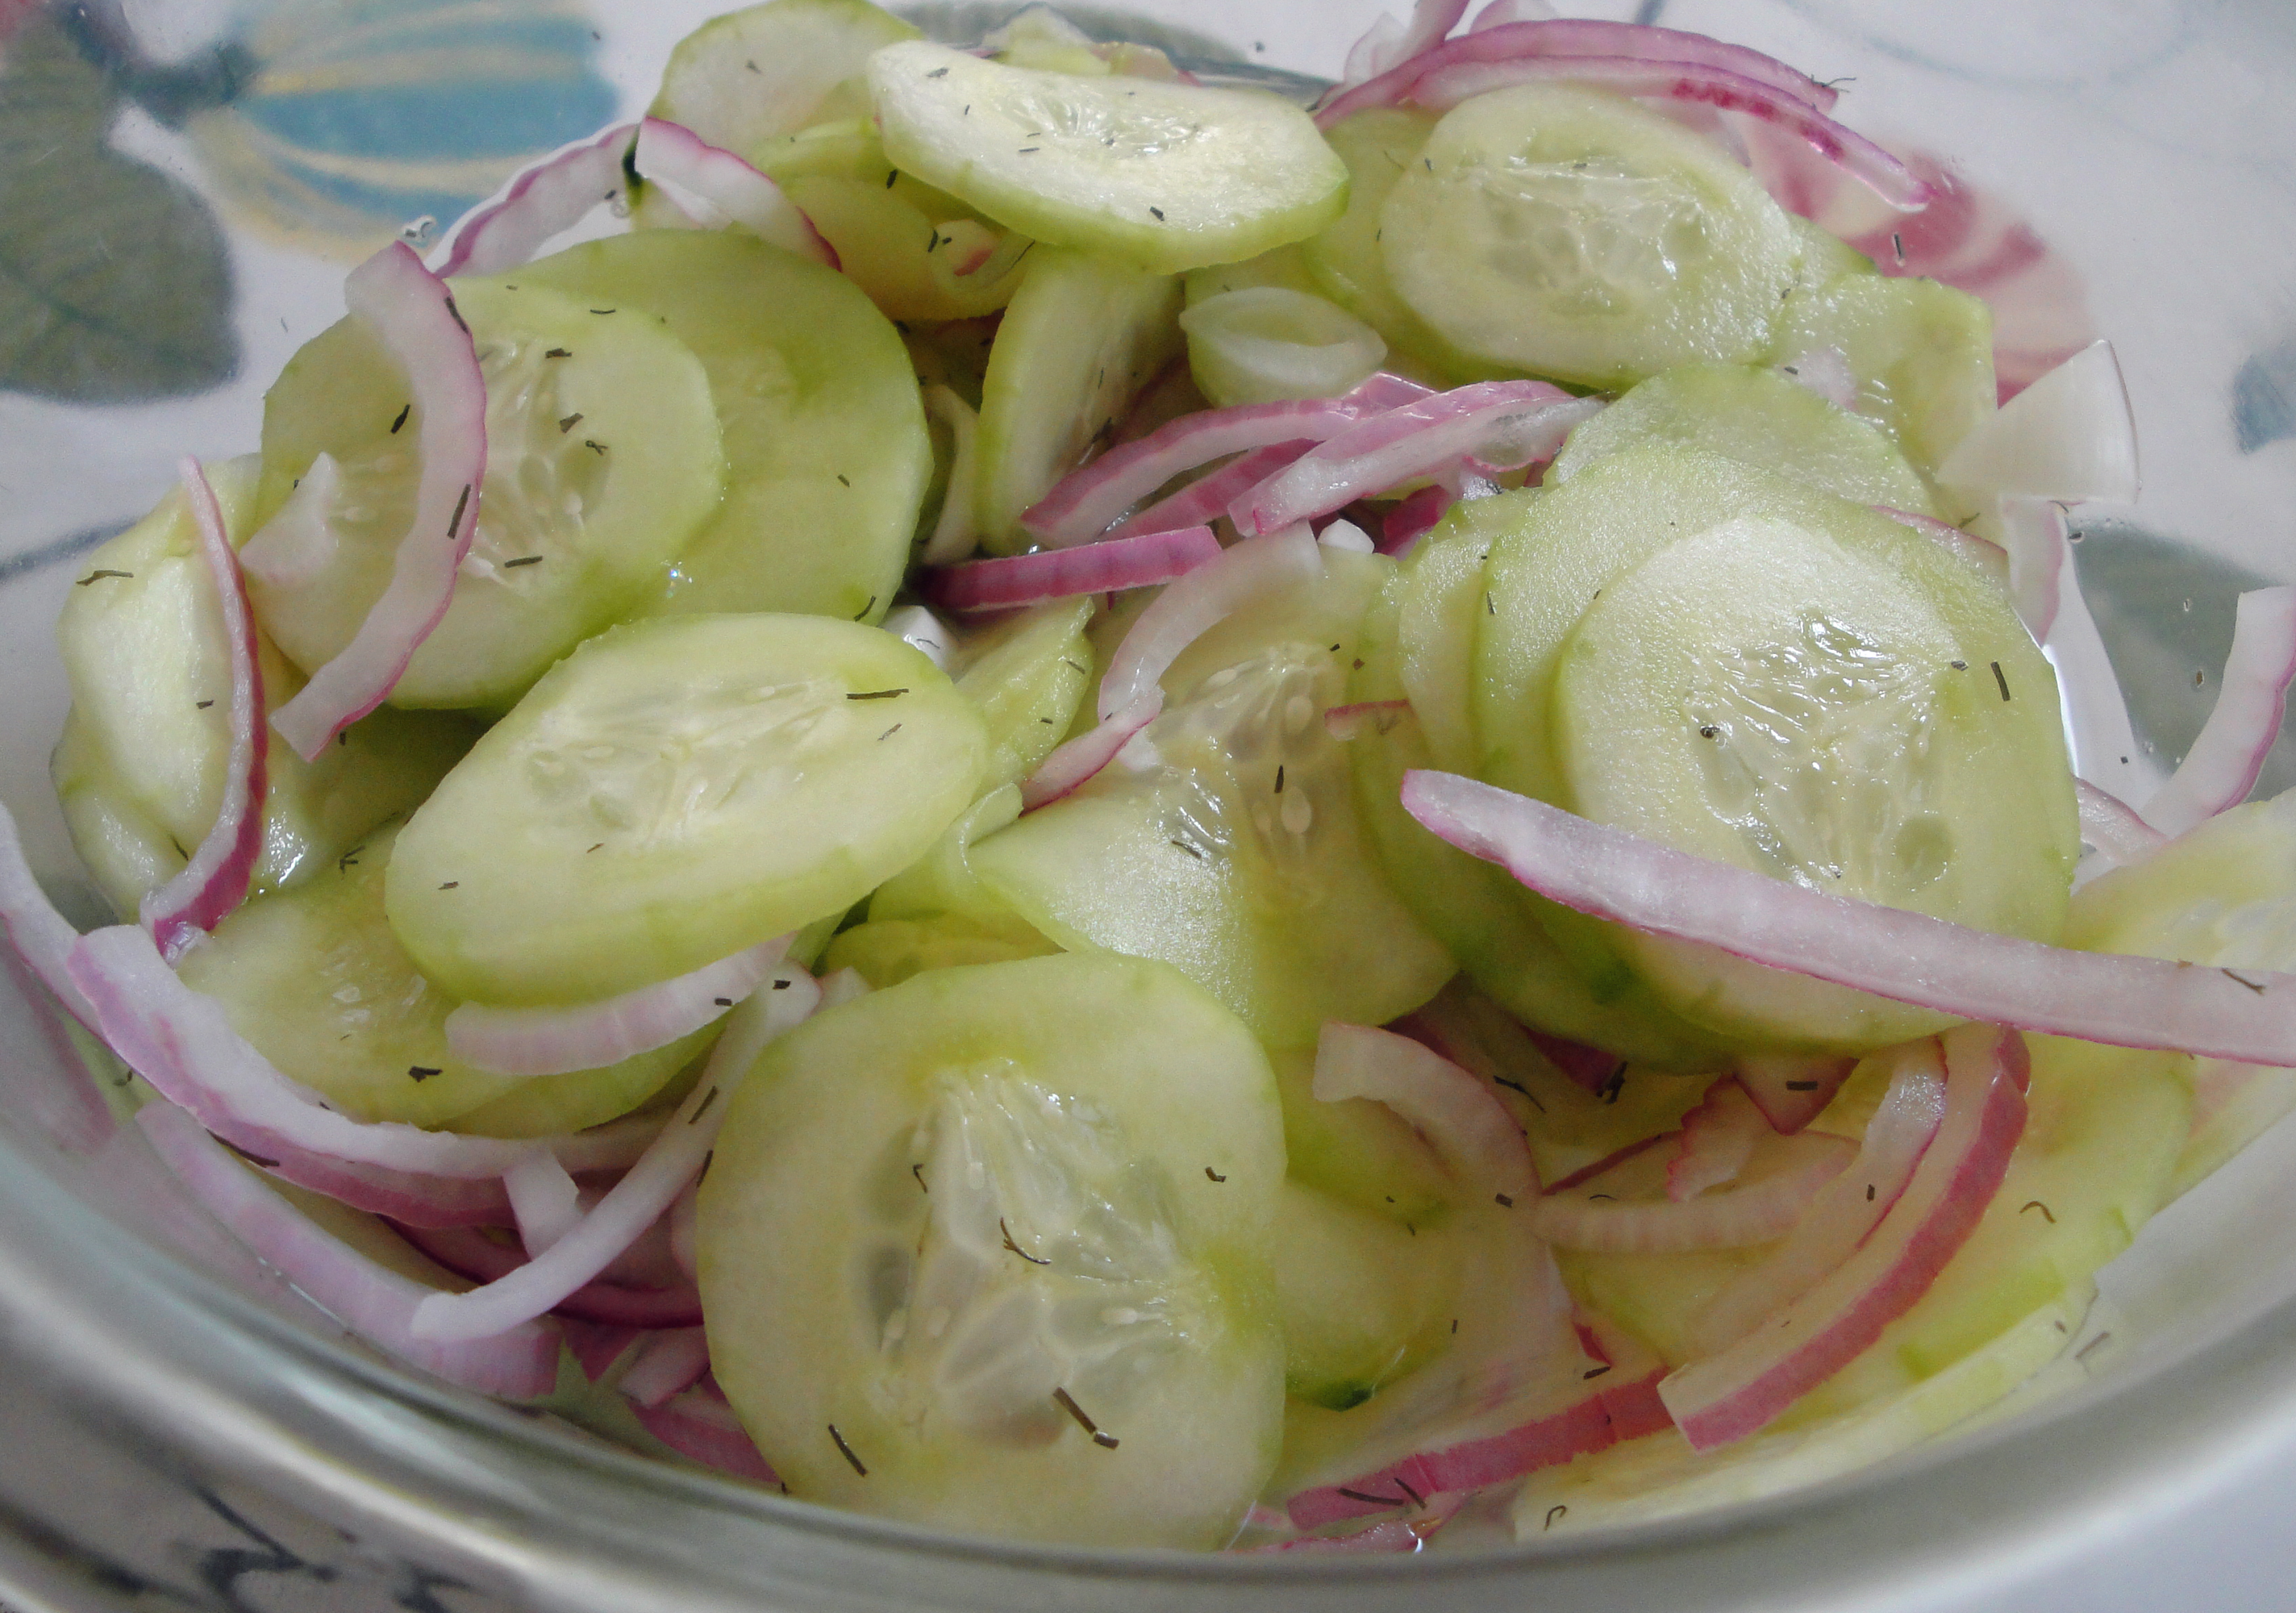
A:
[10,0,2296,1556]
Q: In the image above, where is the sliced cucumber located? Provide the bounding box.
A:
[1178,287,1388,409]
[973,247,1183,553]
[1790,215,1878,288]
[177,825,704,1132]
[1381,85,1801,389]
[1774,273,1997,477]
[516,231,931,623]
[969,551,1453,1048]
[819,914,1058,989]
[949,597,1095,792]
[649,0,917,163]
[697,952,1286,1548]
[867,785,1046,942]
[1183,243,1324,305]
[1548,478,2077,1048]
[53,464,475,915]
[385,615,986,1006]
[869,41,1348,277]
[1547,361,1940,515]
[778,173,1037,322]
[1270,1044,1455,1228]
[252,277,726,710]
[1273,1179,1456,1410]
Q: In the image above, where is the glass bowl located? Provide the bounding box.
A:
[5,0,2296,1607]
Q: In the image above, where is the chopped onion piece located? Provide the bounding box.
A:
[431,123,637,279]
[504,1152,582,1255]
[1105,444,1310,543]
[2140,586,2296,839]
[1687,1040,1948,1356]
[630,1377,780,1484]
[1533,1131,1852,1252]
[1667,1076,1766,1200]
[2077,778,2168,865]
[1660,1025,2027,1448]
[632,117,837,268]
[1016,691,1163,812]
[919,386,982,565]
[1937,340,2139,505]
[880,603,953,671]
[930,525,1221,614]
[619,1326,713,1408]
[1314,1022,1537,1203]
[1732,1052,1855,1135]
[411,972,822,1342]
[1337,0,1470,92]
[138,1104,560,1396]
[446,934,790,1077]
[1404,770,2296,1067]
[1319,518,1377,554]
[270,243,486,760]
[392,1222,704,1327]
[1098,521,1324,722]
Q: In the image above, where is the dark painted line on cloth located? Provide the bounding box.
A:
[0,520,133,587]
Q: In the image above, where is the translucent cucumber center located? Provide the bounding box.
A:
[1005,82,1206,161]
[1685,611,1952,894]
[866,1069,1194,1445]
[1465,156,1710,313]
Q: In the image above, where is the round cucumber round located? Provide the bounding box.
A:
[1381,84,1801,389]
[696,951,1286,1548]
[515,230,931,624]
[252,276,726,711]
[385,614,986,1006]
[649,0,918,163]
[869,40,1348,277]
[1773,273,1998,477]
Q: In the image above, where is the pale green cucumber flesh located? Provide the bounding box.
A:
[649,0,919,159]
[1773,273,1998,477]
[1273,1180,1456,1410]
[951,597,1095,792]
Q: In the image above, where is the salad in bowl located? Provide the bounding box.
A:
[3,0,2293,1564]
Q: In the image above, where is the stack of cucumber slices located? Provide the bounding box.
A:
[24,0,2295,1559]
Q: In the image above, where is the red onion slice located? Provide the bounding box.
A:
[1660,1024,2028,1448]
[1104,443,1311,543]
[410,972,822,1342]
[1286,1398,1611,1531]
[0,800,96,1027]
[1015,690,1162,813]
[138,1103,560,1396]
[631,117,837,268]
[1686,1040,1948,1357]
[1666,1076,1765,1200]
[1097,520,1324,723]
[1316,18,1842,129]
[444,934,791,1077]
[270,244,486,761]
[1378,484,1453,556]
[392,1222,705,1327]
[562,1319,644,1382]
[1337,0,1471,91]
[1573,1309,1673,1441]
[929,525,1221,614]
[1936,340,2140,505]
[1228,383,1596,538]
[1995,495,2070,642]
[2077,778,2168,865]
[619,1326,713,1408]
[630,1376,781,1485]
[431,123,637,279]
[504,1152,582,1254]
[2140,586,2296,839]
[139,460,268,962]
[1402,770,2296,1067]
[1532,1130,1852,1252]
[1407,57,1928,212]
[1315,1022,1537,1203]
[1731,1052,1856,1135]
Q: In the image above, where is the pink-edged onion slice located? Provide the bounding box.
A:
[1378,484,1453,556]
[1104,443,1311,543]
[1523,1030,1625,1096]
[270,244,485,761]
[2077,778,2168,865]
[445,934,791,1077]
[1287,1398,1613,1531]
[619,1325,713,1408]
[391,1222,705,1327]
[1666,1076,1765,1200]
[631,117,838,268]
[1314,1021,1536,1204]
[1338,0,1471,90]
[0,800,95,1027]
[1996,495,2070,642]
[1573,1309,1673,1440]
[431,123,637,279]
[504,1151,582,1254]
[1731,1051,1856,1135]
[1096,521,1324,723]
[2140,586,2296,839]
[561,1319,644,1382]
[138,1103,560,1396]
[1015,690,1161,813]
[1316,18,1841,129]
[140,460,267,962]
[1531,1129,1852,1252]
[1406,56,1928,212]
[1660,1024,2028,1448]
[1686,1040,1948,1357]
[1937,340,2140,506]
[929,525,1221,614]
[630,1375,781,1485]
[1402,770,2296,1068]
[410,972,822,1342]
[1230,382,1595,538]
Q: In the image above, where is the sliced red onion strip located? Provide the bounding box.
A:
[1316,18,1842,131]
[1666,1076,1765,1200]
[411,972,822,1343]
[1532,1131,1852,1252]
[505,1152,581,1255]
[1407,57,1928,212]
[2077,778,2167,865]
[1315,1022,1537,1202]
[561,1319,644,1382]
[1540,1133,1666,1195]
[140,461,268,962]
[138,1104,560,1397]
[1324,699,1411,741]
[271,244,485,761]
[1229,383,1595,538]
[919,386,982,565]
[1996,495,2070,642]
[431,122,637,279]
[1015,690,1162,813]
[1936,340,2140,506]
[1731,1052,1856,1135]
[1573,1309,1673,1441]
[1097,521,1324,723]
[1243,1516,1439,1555]
[631,1376,780,1484]
[2140,586,2296,839]
[631,117,837,269]
[1104,444,1311,543]
[1286,1397,1612,1531]
[0,800,95,1027]
[1524,1030,1623,1096]
[1873,505,2010,593]
[1661,1025,2028,1448]
[391,1222,705,1327]
[1402,770,2296,1068]
[445,934,790,1078]
[1686,1040,1948,1357]
[930,526,1221,614]
[1023,392,1406,549]
[1378,484,1452,556]
[1337,0,1470,91]
[619,1326,712,1408]
[260,1146,512,1228]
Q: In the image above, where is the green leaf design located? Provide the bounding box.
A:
[0,15,237,403]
